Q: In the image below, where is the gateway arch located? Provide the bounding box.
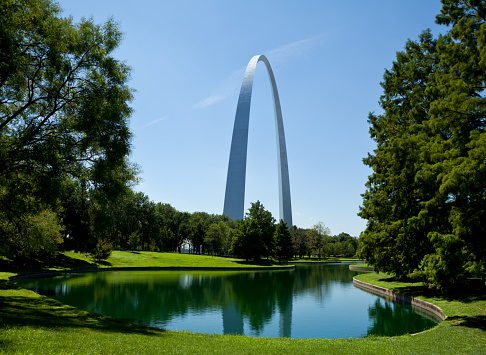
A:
[223,55,292,227]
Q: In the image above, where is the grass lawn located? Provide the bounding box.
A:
[0,250,284,275]
[1,252,485,354]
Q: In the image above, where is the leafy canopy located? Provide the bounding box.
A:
[359,0,486,290]
[0,0,134,259]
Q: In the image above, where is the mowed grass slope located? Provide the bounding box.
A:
[63,250,282,269]
[1,250,283,274]
[1,252,485,354]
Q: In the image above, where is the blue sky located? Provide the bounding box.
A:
[58,1,446,237]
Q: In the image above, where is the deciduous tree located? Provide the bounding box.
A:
[0,0,134,259]
[230,219,263,261]
[273,220,293,261]
[245,201,275,259]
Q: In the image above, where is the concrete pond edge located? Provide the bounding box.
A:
[352,277,447,323]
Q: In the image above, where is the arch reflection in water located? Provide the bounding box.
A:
[16,264,438,338]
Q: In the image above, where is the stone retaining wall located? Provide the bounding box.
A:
[353,277,447,322]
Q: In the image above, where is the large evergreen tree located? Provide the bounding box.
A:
[359,0,486,290]
[359,30,439,278]
[420,0,486,289]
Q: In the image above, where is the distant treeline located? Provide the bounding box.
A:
[61,189,358,262]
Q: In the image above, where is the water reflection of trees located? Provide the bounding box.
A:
[292,264,356,301]
[366,298,436,336]
[16,264,435,337]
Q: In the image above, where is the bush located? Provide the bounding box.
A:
[0,209,63,261]
[90,238,113,261]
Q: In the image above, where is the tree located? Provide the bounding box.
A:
[273,220,293,261]
[246,201,275,259]
[229,219,263,261]
[309,222,330,259]
[0,209,63,261]
[205,221,231,256]
[334,232,358,257]
[307,229,322,258]
[358,30,439,278]
[155,203,180,252]
[0,0,134,259]
[59,178,90,251]
[359,1,486,290]
[290,227,309,259]
[418,0,486,289]
[343,242,356,258]
[188,212,212,254]
[174,211,191,252]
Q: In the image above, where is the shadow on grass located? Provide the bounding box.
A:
[0,254,117,273]
[0,254,93,273]
[385,278,486,304]
[0,280,164,337]
[94,260,112,267]
[233,259,281,266]
[448,315,486,331]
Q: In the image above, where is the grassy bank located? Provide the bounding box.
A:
[1,252,485,354]
[0,250,283,274]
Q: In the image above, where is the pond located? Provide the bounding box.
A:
[15,263,439,338]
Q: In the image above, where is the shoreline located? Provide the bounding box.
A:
[353,276,447,323]
[9,264,295,280]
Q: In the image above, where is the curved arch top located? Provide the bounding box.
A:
[223,55,292,227]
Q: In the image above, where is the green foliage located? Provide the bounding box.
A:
[273,220,293,261]
[155,203,181,252]
[342,242,356,257]
[359,1,486,290]
[205,221,232,256]
[245,201,275,259]
[230,219,264,261]
[358,30,439,278]
[188,212,213,254]
[0,209,63,261]
[307,222,331,259]
[0,0,135,261]
[290,227,309,258]
[90,238,113,261]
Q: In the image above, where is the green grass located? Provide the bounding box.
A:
[0,250,284,274]
[1,253,485,354]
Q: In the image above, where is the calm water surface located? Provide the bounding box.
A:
[16,264,438,338]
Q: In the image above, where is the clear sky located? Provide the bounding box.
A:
[58,0,446,237]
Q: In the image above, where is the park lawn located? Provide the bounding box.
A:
[0,250,284,274]
[95,250,286,268]
[1,254,485,354]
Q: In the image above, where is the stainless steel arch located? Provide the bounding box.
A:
[223,55,292,227]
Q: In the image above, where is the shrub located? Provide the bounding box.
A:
[0,209,63,261]
[90,238,113,261]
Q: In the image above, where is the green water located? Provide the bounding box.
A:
[16,263,439,338]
